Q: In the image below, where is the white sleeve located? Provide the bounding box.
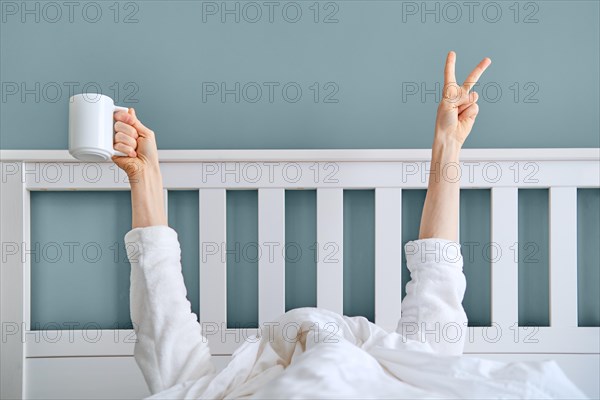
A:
[396,238,468,356]
[125,225,215,395]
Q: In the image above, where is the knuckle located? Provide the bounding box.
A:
[118,132,135,146]
[117,122,136,137]
[123,125,134,136]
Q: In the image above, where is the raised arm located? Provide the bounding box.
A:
[112,110,215,395]
[111,108,166,229]
[397,52,491,356]
[419,51,492,241]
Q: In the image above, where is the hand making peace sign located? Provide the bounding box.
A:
[434,51,492,147]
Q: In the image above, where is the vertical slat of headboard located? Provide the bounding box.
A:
[549,187,578,327]
[491,187,519,328]
[374,188,402,332]
[258,188,285,325]
[0,162,26,399]
[316,188,344,314]
[199,189,227,329]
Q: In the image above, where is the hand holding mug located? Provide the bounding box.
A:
[113,108,166,228]
[112,108,160,179]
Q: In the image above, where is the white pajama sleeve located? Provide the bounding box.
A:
[396,238,468,356]
[125,225,215,395]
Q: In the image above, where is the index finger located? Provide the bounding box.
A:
[444,51,457,85]
[463,57,492,92]
[114,109,135,125]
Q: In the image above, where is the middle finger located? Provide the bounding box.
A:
[462,57,492,92]
[114,131,138,149]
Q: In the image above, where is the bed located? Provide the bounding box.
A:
[1,148,598,399]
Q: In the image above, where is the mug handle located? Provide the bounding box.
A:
[112,106,130,157]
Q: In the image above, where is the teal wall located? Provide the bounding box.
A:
[30,191,134,330]
[226,190,259,328]
[168,190,200,319]
[285,190,317,310]
[578,189,600,326]
[460,189,491,327]
[13,1,599,331]
[518,189,550,326]
[343,190,375,321]
[1,1,598,149]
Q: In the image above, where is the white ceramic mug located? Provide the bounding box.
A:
[69,93,129,161]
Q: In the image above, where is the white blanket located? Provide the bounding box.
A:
[125,225,587,399]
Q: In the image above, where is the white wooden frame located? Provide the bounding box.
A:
[1,148,599,399]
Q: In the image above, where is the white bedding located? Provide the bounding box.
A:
[125,225,587,399]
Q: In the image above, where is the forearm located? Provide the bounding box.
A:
[130,166,168,228]
[402,138,468,355]
[419,138,462,241]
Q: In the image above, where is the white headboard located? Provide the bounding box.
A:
[1,148,599,399]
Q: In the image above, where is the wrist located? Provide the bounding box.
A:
[128,163,162,188]
[432,136,462,158]
[129,164,167,228]
[433,132,463,148]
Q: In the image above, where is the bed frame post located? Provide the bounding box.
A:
[316,188,344,314]
[374,188,402,332]
[490,187,519,329]
[258,188,286,325]
[0,161,28,399]
[199,189,228,344]
[549,187,579,328]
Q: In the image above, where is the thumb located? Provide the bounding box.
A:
[111,155,126,168]
[128,108,153,137]
[111,156,141,177]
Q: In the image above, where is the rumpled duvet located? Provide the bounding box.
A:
[124,225,587,399]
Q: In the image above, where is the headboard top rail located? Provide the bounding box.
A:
[1,148,599,163]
